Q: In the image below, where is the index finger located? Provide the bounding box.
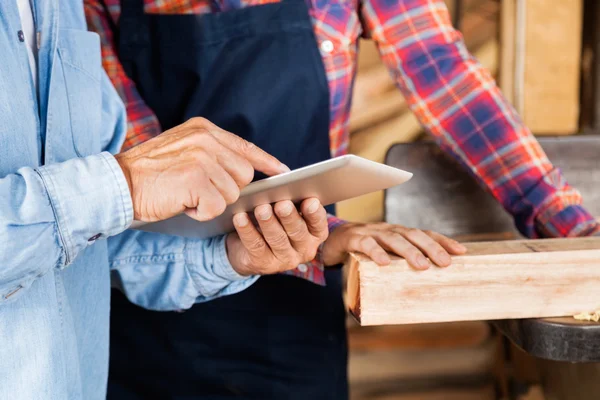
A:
[212,129,290,176]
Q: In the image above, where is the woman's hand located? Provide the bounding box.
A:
[321,222,466,269]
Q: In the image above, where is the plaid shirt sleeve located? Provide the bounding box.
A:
[84,0,162,151]
[361,0,599,238]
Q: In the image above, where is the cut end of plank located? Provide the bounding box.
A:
[347,253,363,324]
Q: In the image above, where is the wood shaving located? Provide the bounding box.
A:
[573,311,600,322]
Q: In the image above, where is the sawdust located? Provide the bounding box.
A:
[573,311,600,322]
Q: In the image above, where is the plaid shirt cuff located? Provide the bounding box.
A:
[282,214,347,285]
[519,168,600,238]
[537,205,600,238]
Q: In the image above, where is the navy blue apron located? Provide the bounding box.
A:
[108,0,348,399]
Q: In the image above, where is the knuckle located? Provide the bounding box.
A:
[303,246,318,263]
[225,186,241,204]
[286,256,302,271]
[209,200,227,219]
[268,233,289,249]
[239,140,257,154]
[359,236,376,249]
[190,147,209,161]
[238,161,254,186]
[289,225,309,240]
[247,237,267,253]
[405,228,421,239]
[190,128,214,143]
[408,248,423,260]
[188,116,208,127]
[240,253,254,270]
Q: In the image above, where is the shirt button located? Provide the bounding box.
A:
[320,40,334,54]
[88,233,102,242]
[297,263,308,273]
[17,30,25,42]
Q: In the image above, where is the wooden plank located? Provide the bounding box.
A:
[518,0,583,135]
[347,237,600,326]
[499,0,516,104]
[351,385,496,400]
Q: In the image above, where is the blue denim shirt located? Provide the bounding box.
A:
[0,1,258,398]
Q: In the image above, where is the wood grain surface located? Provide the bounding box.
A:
[348,237,600,326]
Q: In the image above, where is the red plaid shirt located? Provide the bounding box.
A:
[85,0,599,285]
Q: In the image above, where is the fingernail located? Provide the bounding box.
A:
[417,254,430,268]
[256,206,272,221]
[307,199,320,214]
[378,254,391,265]
[277,202,293,217]
[234,213,249,227]
[280,163,291,173]
[453,242,467,253]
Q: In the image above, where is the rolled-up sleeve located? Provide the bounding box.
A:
[37,152,133,264]
[0,152,132,304]
[108,231,258,311]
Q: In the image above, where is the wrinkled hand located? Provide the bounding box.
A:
[322,222,467,269]
[226,198,329,276]
[115,117,289,222]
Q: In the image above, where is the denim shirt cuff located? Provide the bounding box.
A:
[36,152,133,266]
[185,235,258,300]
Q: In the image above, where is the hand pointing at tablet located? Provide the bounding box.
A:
[115,117,289,223]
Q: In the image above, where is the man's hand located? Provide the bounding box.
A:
[226,198,329,276]
[115,117,289,222]
[322,222,466,269]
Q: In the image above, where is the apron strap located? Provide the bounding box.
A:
[120,0,144,17]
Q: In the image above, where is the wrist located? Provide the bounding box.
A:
[114,153,133,197]
[225,233,253,277]
[321,223,351,267]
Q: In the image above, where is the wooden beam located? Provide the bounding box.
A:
[347,237,600,326]
[516,0,583,135]
[499,0,516,104]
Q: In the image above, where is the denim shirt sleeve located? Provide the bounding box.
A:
[108,231,259,311]
[0,152,133,303]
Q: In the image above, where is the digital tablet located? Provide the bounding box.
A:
[130,155,413,239]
